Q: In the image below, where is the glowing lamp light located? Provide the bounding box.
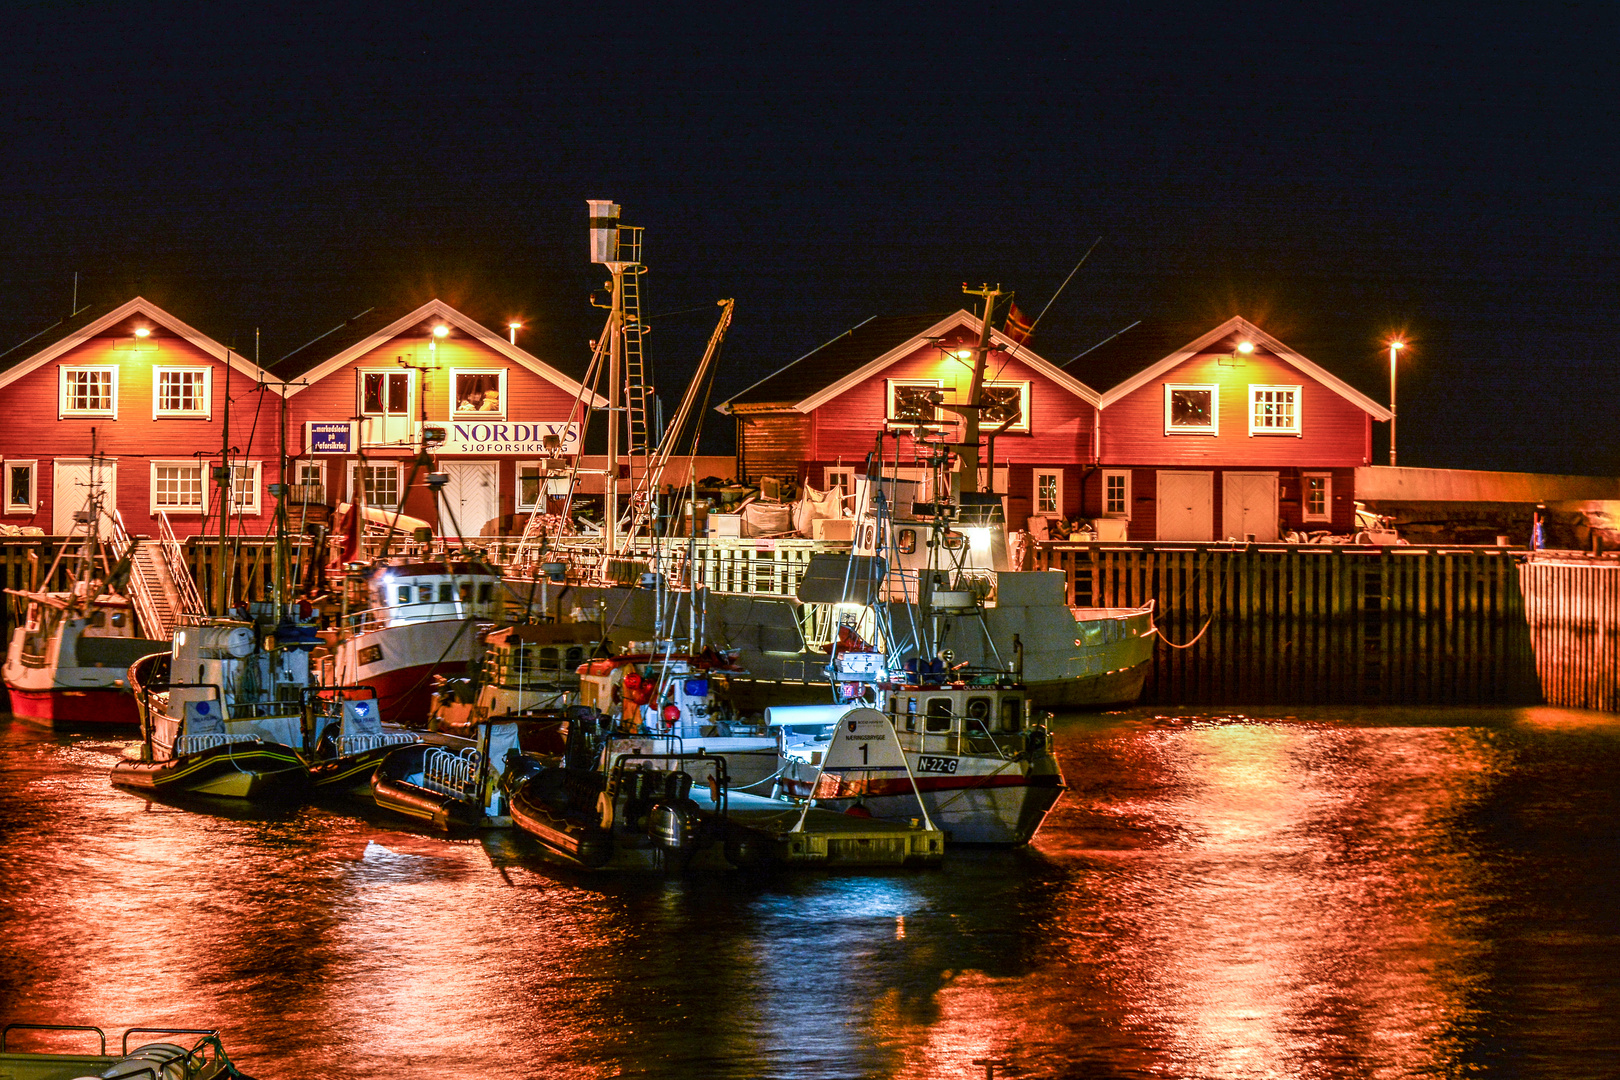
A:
[1237,341,1254,354]
[955,349,973,359]
[133,327,151,338]
[432,325,449,338]
[1390,340,1405,351]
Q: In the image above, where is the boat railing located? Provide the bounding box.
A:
[2,1022,108,1055]
[176,733,260,755]
[338,732,418,756]
[228,697,302,721]
[421,747,481,799]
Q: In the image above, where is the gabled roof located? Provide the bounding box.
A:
[276,299,607,407]
[1093,315,1392,420]
[720,310,1101,413]
[0,297,281,391]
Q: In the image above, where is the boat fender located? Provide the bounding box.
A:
[95,1042,193,1080]
[597,788,615,830]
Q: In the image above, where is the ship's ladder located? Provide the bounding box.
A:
[617,226,654,522]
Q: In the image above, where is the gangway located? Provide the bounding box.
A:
[110,511,205,639]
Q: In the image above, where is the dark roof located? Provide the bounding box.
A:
[722,312,953,409]
[0,303,115,375]
[269,306,414,380]
[1070,316,1387,403]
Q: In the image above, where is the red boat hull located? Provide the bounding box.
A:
[4,685,141,727]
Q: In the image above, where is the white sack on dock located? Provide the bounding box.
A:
[742,501,794,537]
[791,483,844,535]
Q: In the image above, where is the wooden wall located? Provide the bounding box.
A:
[1518,555,1620,710]
[1037,542,1541,706]
[737,412,812,482]
[1099,350,1373,468]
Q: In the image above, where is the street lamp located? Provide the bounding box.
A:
[508,321,523,345]
[1388,339,1405,466]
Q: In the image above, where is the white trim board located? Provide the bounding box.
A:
[281,298,607,408]
[1096,315,1392,421]
[0,297,282,393]
[792,310,1101,414]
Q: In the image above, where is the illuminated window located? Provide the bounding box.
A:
[1250,385,1301,435]
[1035,470,1062,515]
[451,369,507,419]
[151,461,205,514]
[1104,470,1130,517]
[1165,384,1218,435]
[61,366,117,417]
[153,367,211,418]
[229,462,261,514]
[887,379,944,424]
[5,460,37,513]
[980,381,1030,433]
[825,467,855,493]
[1303,473,1331,522]
[354,463,400,509]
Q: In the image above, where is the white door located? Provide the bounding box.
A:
[53,459,118,535]
[1156,471,1214,541]
[441,462,499,537]
[1222,472,1279,541]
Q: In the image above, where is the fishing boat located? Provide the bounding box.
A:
[772,672,1063,844]
[321,555,506,728]
[427,621,603,754]
[113,618,311,799]
[2,485,165,726]
[0,1022,253,1080]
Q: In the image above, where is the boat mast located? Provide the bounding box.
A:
[215,352,232,616]
[588,200,625,556]
[955,283,1003,499]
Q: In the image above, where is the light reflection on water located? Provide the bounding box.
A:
[2,707,1617,1079]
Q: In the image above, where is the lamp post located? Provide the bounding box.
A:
[1388,340,1405,467]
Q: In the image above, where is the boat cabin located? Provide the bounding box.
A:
[348,560,504,630]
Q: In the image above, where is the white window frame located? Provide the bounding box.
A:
[5,459,37,513]
[228,460,262,514]
[152,366,213,419]
[979,380,1031,433]
[295,460,326,488]
[1164,383,1218,436]
[824,467,855,492]
[150,460,207,515]
[352,462,402,510]
[886,378,945,425]
[1303,472,1332,523]
[1103,469,1131,518]
[59,366,119,418]
[357,369,417,448]
[516,461,547,512]
[449,367,508,420]
[1249,384,1302,436]
[1034,470,1063,515]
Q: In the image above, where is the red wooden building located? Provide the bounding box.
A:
[718,310,1102,525]
[0,298,285,538]
[721,310,1392,541]
[1088,316,1391,541]
[273,299,603,537]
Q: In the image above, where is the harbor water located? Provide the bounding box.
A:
[1,706,1617,1079]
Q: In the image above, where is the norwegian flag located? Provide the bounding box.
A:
[1003,300,1034,345]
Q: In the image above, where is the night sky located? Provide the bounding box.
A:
[2,3,1615,471]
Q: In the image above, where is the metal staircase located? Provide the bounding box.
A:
[110,511,206,638]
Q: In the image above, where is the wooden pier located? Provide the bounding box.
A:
[1036,542,1542,707]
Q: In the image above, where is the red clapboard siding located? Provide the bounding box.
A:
[0,333,281,537]
[737,413,811,482]
[808,340,1095,467]
[1100,351,1372,468]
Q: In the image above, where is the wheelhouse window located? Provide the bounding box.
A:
[1303,472,1332,522]
[1035,470,1062,515]
[60,366,117,417]
[229,462,261,514]
[1104,470,1130,517]
[5,461,36,513]
[1250,385,1302,435]
[924,698,954,733]
[151,461,205,514]
[980,380,1030,433]
[887,379,944,425]
[354,463,401,509]
[1165,384,1218,435]
[451,369,506,418]
[897,527,918,554]
[153,367,211,418]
